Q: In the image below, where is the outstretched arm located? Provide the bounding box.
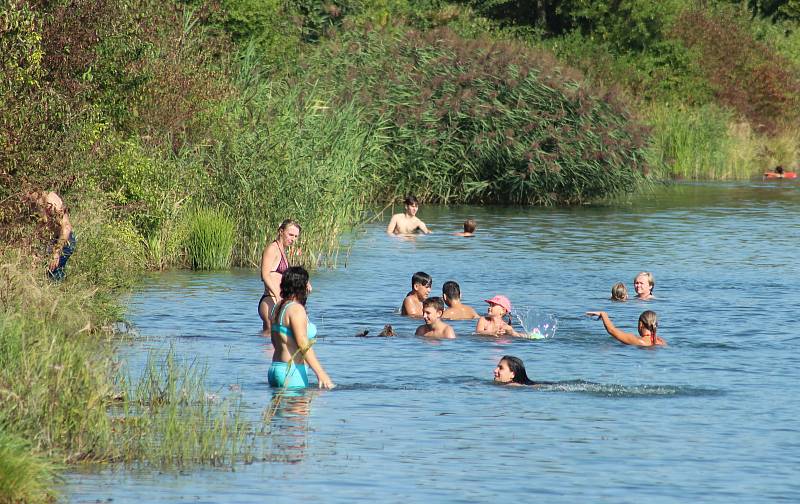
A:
[586,311,644,346]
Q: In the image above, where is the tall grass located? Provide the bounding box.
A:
[645,103,799,179]
[0,432,59,504]
[203,50,388,267]
[185,208,235,270]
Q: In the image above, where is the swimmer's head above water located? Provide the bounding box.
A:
[611,282,628,301]
[493,356,535,385]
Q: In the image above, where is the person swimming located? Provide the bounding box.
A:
[611,282,628,301]
[585,310,667,347]
[268,266,334,389]
[401,271,432,317]
[454,218,476,237]
[633,272,655,300]
[476,295,523,337]
[441,280,480,320]
[493,356,547,386]
[415,297,456,339]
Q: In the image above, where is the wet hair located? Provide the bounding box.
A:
[411,271,432,288]
[404,195,419,206]
[442,280,461,301]
[423,296,445,313]
[501,356,536,385]
[635,271,655,293]
[279,267,309,305]
[638,310,658,341]
[278,218,302,233]
[776,165,785,174]
[611,282,628,301]
[463,219,476,233]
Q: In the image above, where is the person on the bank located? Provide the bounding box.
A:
[269,266,334,389]
[387,195,431,235]
[26,190,75,281]
[585,310,666,347]
[259,219,302,332]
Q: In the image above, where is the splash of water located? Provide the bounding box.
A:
[512,306,558,339]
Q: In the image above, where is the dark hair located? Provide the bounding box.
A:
[423,296,445,312]
[442,280,460,301]
[276,266,309,313]
[501,355,536,385]
[463,219,476,233]
[404,195,419,206]
[278,218,302,233]
[776,165,785,174]
[411,271,432,288]
[638,310,658,343]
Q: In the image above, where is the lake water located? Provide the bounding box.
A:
[66,182,800,503]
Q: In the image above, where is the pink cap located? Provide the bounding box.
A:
[484,295,512,313]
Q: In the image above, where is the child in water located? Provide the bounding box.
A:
[454,218,476,237]
[415,297,456,339]
[476,295,523,337]
[611,282,628,301]
[585,310,666,347]
[401,271,432,318]
[441,280,480,320]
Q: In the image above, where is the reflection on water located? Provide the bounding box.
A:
[66,183,800,503]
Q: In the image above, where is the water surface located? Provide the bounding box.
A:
[67,182,800,503]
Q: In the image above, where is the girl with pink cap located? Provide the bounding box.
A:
[475,295,524,337]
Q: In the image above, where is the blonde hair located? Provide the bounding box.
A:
[635,271,655,292]
[611,282,628,301]
[638,310,658,335]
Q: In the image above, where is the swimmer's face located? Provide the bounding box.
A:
[634,275,651,297]
[493,359,515,383]
[281,225,300,246]
[405,203,419,217]
[422,305,442,324]
[414,282,432,298]
[487,303,505,317]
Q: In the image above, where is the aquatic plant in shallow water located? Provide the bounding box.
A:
[185,208,235,270]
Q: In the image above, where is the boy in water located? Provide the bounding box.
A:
[415,297,455,339]
[401,271,432,317]
[441,280,479,320]
[476,295,523,337]
[454,218,476,237]
[387,195,431,235]
[611,282,628,301]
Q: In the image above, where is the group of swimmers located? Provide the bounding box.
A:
[259,197,666,390]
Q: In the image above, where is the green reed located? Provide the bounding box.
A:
[644,103,796,180]
[185,208,235,270]
[202,52,387,267]
[0,431,59,504]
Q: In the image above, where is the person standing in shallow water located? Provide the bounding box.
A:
[386,195,431,235]
[25,190,75,281]
[259,219,303,332]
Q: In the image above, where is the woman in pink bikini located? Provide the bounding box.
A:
[259,219,301,332]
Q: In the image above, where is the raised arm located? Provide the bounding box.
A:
[288,305,334,389]
[586,311,644,346]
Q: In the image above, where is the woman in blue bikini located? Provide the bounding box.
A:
[269,266,335,389]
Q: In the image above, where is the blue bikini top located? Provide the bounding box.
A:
[272,301,317,341]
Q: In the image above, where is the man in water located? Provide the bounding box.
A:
[26,190,76,280]
[386,195,431,235]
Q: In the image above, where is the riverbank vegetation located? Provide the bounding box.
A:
[2,0,800,501]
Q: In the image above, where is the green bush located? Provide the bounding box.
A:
[305,26,648,204]
[0,431,58,504]
[185,208,235,270]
